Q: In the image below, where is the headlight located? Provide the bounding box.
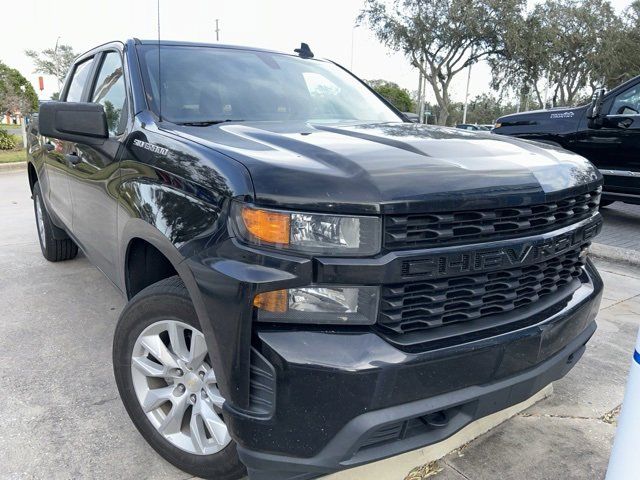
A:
[231,203,381,256]
[253,286,379,325]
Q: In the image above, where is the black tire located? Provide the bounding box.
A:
[600,199,615,207]
[113,276,245,480]
[33,181,78,262]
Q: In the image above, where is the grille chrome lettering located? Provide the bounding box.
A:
[403,218,602,279]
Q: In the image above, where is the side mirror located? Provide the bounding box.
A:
[587,88,606,129]
[602,115,635,130]
[39,102,108,144]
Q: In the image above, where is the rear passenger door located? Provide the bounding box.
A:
[43,57,94,228]
[67,49,129,281]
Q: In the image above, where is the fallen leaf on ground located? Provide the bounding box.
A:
[404,461,444,480]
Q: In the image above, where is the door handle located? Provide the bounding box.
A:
[65,153,81,166]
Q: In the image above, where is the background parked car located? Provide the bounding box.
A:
[494,75,640,207]
[456,123,492,131]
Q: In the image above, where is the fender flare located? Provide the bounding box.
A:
[118,219,227,393]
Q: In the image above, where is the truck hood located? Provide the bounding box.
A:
[496,105,588,133]
[164,121,601,214]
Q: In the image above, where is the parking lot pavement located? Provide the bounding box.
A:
[1,168,638,480]
[598,202,640,252]
[437,258,640,480]
[0,170,188,479]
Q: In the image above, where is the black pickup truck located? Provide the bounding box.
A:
[28,39,603,480]
[494,75,640,206]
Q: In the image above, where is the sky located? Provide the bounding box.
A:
[1,0,634,104]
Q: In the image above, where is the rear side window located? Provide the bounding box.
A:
[91,51,128,135]
[65,59,93,102]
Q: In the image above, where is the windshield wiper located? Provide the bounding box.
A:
[176,119,245,126]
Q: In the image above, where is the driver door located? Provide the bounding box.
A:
[604,83,640,173]
[43,57,95,229]
[67,49,128,282]
[573,81,640,195]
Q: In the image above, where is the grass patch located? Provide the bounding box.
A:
[0,148,26,164]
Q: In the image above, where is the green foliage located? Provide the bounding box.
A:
[367,79,414,111]
[0,128,16,150]
[25,44,77,84]
[0,61,39,114]
[593,1,640,88]
[366,0,639,116]
[488,10,550,109]
[541,0,617,106]
[359,0,525,125]
[426,93,518,126]
[491,0,636,108]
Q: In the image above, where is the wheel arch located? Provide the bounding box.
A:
[27,161,38,193]
[124,237,179,299]
[119,219,225,391]
[120,221,199,302]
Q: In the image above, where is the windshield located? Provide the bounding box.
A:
[137,45,401,124]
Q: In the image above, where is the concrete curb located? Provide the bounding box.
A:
[0,161,26,171]
[325,384,553,480]
[590,242,640,267]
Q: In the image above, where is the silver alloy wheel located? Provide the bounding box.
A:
[131,320,231,455]
[35,194,45,248]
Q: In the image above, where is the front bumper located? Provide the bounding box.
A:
[229,262,601,479]
[185,216,603,480]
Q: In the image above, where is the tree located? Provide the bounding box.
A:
[543,0,618,106]
[367,79,414,111]
[25,43,77,91]
[446,93,518,125]
[488,11,550,109]
[359,0,525,125]
[465,93,518,124]
[0,61,39,115]
[593,1,640,88]
[491,0,625,108]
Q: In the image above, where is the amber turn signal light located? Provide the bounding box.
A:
[253,290,288,313]
[240,206,290,245]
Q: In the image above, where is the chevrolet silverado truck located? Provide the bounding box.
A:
[494,75,640,206]
[28,39,604,480]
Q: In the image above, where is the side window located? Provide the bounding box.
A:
[65,59,93,102]
[611,84,640,116]
[91,51,128,135]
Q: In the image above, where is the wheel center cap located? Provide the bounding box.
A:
[184,372,202,393]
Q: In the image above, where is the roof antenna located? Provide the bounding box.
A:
[294,43,314,59]
[157,0,163,122]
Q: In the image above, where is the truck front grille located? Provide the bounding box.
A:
[384,188,601,250]
[378,244,587,334]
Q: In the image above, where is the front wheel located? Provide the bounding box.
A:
[113,276,245,480]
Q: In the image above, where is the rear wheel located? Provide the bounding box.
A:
[113,276,245,480]
[32,181,78,262]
